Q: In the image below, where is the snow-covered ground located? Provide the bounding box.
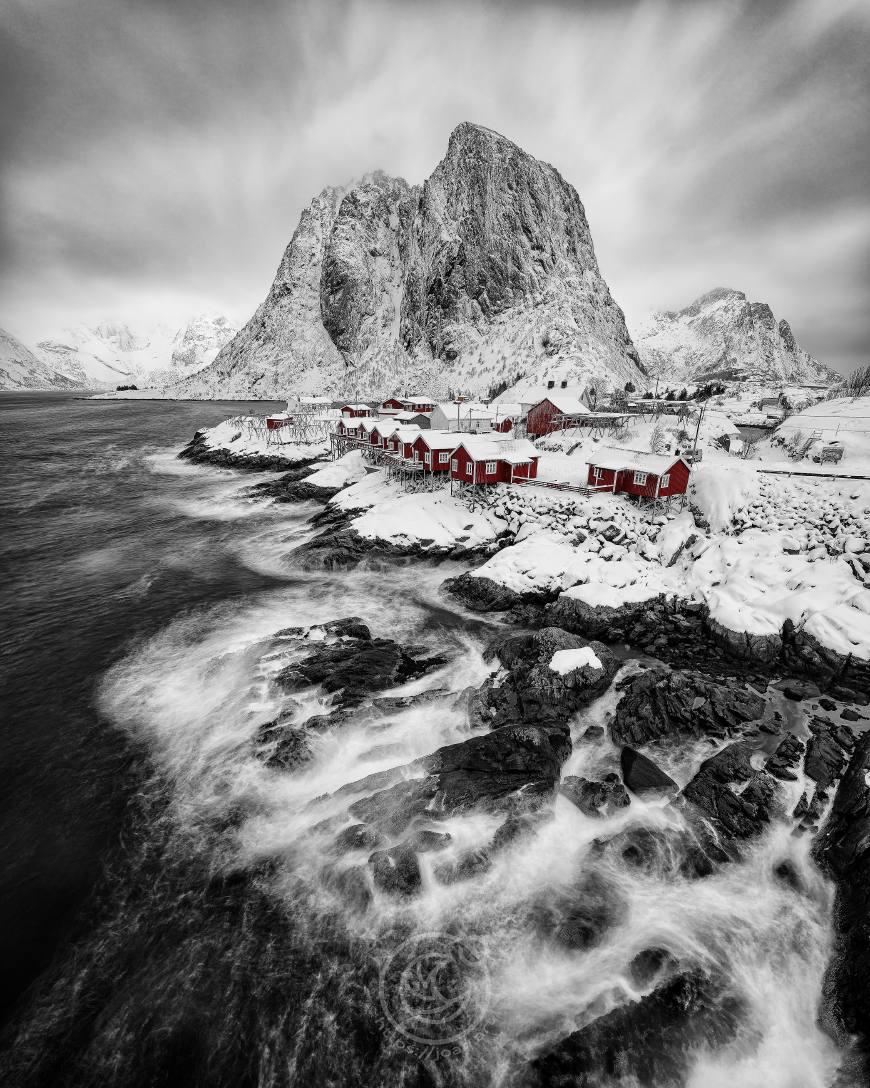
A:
[195,417,331,463]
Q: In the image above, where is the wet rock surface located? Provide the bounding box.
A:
[559,774,630,818]
[612,668,764,747]
[814,732,870,1066]
[178,429,326,474]
[620,747,678,797]
[682,740,780,844]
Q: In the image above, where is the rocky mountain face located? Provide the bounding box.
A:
[0,327,81,390]
[631,288,836,385]
[176,123,644,399]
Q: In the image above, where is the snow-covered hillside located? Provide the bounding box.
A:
[0,327,81,390]
[35,314,237,389]
[631,288,836,385]
[175,122,645,401]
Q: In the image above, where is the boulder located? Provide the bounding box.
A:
[560,774,631,817]
[765,733,805,781]
[612,669,764,747]
[368,843,422,897]
[620,747,678,797]
[682,740,780,842]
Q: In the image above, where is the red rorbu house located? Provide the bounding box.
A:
[526,395,590,437]
[412,431,466,473]
[340,403,371,418]
[450,437,540,486]
[383,426,421,460]
[585,450,691,500]
[379,394,436,417]
[265,411,295,431]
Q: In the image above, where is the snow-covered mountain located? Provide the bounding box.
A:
[175,122,645,400]
[630,288,836,385]
[34,314,237,389]
[0,327,81,390]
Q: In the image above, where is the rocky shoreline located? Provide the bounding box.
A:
[179,429,328,474]
[178,427,870,1079]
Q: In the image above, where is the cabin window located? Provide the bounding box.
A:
[439,452,449,464]
[414,450,420,461]
[485,461,497,474]
[660,473,670,489]
[451,458,458,472]
[593,467,602,480]
[466,462,473,477]
[425,452,432,465]
[633,471,648,485]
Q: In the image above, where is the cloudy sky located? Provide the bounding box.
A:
[1,0,868,373]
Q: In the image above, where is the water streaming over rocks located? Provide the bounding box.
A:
[0,394,865,1087]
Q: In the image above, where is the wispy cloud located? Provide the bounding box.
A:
[1,0,867,372]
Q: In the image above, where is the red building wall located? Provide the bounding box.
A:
[587,465,617,489]
[526,399,563,436]
[382,398,405,411]
[341,406,370,418]
[450,447,538,484]
[413,435,453,472]
[587,459,689,497]
[491,417,514,433]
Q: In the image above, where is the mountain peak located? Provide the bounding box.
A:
[175,124,643,399]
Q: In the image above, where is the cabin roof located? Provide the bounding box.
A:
[417,430,471,449]
[455,436,539,463]
[587,447,689,474]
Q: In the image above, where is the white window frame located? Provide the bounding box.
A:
[425,451,432,465]
[413,449,420,461]
[466,462,473,477]
[593,467,602,480]
[439,451,449,464]
[660,472,670,489]
[451,458,458,472]
[485,460,498,474]
[633,470,648,485]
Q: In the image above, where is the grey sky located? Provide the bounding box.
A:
[1,0,868,373]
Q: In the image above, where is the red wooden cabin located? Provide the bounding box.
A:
[340,403,371,418]
[412,431,464,473]
[383,426,420,459]
[449,438,539,485]
[265,413,295,431]
[586,451,691,499]
[526,395,590,436]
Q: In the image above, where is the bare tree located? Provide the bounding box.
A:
[649,421,668,454]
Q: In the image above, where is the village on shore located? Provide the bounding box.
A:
[186,377,870,682]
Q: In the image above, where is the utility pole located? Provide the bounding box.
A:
[691,398,707,460]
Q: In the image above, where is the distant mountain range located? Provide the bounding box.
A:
[4,126,838,396]
[629,287,836,386]
[0,315,237,390]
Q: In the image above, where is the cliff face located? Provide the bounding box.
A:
[177,123,645,399]
[631,287,837,385]
[0,327,81,390]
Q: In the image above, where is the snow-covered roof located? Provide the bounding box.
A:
[455,436,539,463]
[341,403,370,410]
[491,402,523,417]
[417,430,470,450]
[542,395,590,416]
[394,410,431,422]
[388,425,421,441]
[359,419,380,433]
[587,447,689,474]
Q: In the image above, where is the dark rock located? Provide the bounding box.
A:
[471,628,619,728]
[179,430,326,475]
[579,725,605,743]
[434,848,492,885]
[620,747,678,797]
[560,774,630,817]
[333,823,385,853]
[256,720,312,770]
[819,697,837,711]
[805,728,847,793]
[406,828,452,853]
[628,947,678,988]
[347,722,572,836]
[275,636,449,708]
[527,970,743,1088]
[682,740,780,842]
[793,792,809,820]
[773,858,806,894]
[841,708,867,722]
[765,733,805,781]
[441,572,545,612]
[780,679,821,701]
[368,843,422,897]
[320,865,372,913]
[612,668,763,747]
[491,810,554,852]
[813,732,870,1060]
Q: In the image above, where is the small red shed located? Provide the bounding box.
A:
[450,438,539,485]
[586,450,691,499]
[526,395,590,437]
[341,403,371,418]
[383,426,421,459]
